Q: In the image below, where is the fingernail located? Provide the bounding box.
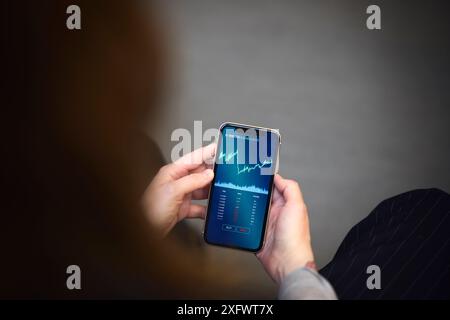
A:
[204,169,214,178]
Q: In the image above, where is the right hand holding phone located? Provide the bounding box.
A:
[256,174,315,285]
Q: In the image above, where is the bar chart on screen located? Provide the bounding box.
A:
[213,181,269,195]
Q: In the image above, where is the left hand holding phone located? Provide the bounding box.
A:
[142,143,216,237]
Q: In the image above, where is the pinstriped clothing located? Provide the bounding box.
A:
[320,188,450,299]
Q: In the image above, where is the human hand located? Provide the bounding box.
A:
[257,174,315,284]
[142,144,216,237]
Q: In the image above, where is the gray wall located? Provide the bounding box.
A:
[151,0,450,295]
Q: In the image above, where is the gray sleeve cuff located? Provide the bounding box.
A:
[278,267,338,300]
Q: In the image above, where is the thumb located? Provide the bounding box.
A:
[274,174,304,204]
[172,169,214,196]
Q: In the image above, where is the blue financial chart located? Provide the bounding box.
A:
[204,124,280,251]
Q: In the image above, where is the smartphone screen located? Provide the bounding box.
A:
[204,123,281,252]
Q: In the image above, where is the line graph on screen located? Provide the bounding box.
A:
[218,150,272,175]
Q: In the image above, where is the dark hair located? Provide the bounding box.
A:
[3,0,250,298]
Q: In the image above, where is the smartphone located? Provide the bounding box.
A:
[204,122,281,252]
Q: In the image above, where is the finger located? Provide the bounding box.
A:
[191,162,214,174]
[274,174,304,203]
[156,144,216,183]
[173,169,214,196]
[154,163,189,184]
[190,164,206,174]
[157,163,205,184]
[271,186,285,205]
[192,185,210,200]
[174,143,216,169]
[185,204,207,219]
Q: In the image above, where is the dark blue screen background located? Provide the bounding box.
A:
[205,125,279,251]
